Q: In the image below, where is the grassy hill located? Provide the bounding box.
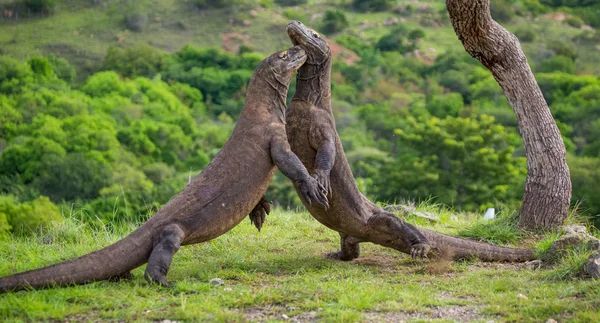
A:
[1,0,598,80]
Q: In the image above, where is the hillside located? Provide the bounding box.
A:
[1,0,598,78]
[1,0,600,231]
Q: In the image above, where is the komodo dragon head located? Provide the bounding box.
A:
[286,20,331,65]
[253,45,307,85]
[286,21,332,111]
[248,45,307,123]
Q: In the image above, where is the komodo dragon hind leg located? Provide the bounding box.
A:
[326,233,361,261]
[144,224,185,287]
[368,211,430,259]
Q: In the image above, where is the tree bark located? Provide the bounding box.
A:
[445,0,571,230]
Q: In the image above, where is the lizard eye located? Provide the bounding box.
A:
[312,32,320,38]
[279,51,288,59]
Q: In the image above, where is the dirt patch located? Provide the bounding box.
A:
[543,12,567,22]
[327,38,360,65]
[221,32,250,53]
[352,255,400,270]
[241,304,318,322]
[363,305,490,322]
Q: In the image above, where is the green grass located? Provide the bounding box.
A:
[1,208,599,322]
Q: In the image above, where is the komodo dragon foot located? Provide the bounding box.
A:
[249,196,271,231]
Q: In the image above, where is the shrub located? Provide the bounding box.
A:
[104,44,165,78]
[0,195,61,235]
[546,40,578,60]
[376,26,417,54]
[490,0,513,23]
[25,0,57,13]
[193,0,245,8]
[352,0,395,12]
[565,15,584,28]
[125,13,148,32]
[537,55,576,74]
[514,27,536,42]
[47,54,76,83]
[275,0,307,5]
[321,10,349,35]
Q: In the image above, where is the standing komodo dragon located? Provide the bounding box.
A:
[252,21,536,262]
[0,46,329,293]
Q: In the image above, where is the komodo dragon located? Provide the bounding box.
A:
[252,21,535,262]
[0,46,329,293]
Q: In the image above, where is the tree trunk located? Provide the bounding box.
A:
[445,0,571,230]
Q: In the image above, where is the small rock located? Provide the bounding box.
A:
[546,319,558,323]
[383,17,398,26]
[210,278,224,285]
[516,293,528,300]
[524,260,543,270]
[161,320,179,323]
[546,225,600,262]
[585,250,600,278]
[248,10,257,18]
[415,211,439,222]
[311,13,322,20]
[223,287,233,291]
[241,20,251,27]
[281,314,289,319]
[383,204,416,214]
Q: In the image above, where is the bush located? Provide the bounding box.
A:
[490,0,513,23]
[546,40,578,60]
[25,0,57,13]
[352,0,395,12]
[537,55,576,74]
[376,26,417,54]
[514,27,536,42]
[321,10,349,35]
[565,15,584,28]
[47,54,76,83]
[193,0,245,8]
[0,195,61,235]
[274,0,307,5]
[125,13,148,32]
[104,44,165,78]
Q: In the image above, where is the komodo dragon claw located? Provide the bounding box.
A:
[410,243,431,259]
[249,197,271,231]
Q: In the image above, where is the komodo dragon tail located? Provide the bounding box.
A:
[0,222,156,293]
[420,228,536,262]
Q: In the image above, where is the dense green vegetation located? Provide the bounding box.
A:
[0,0,599,234]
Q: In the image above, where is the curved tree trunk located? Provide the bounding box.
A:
[445,0,571,230]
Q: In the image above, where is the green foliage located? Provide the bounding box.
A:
[490,0,514,22]
[25,0,57,13]
[514,27,536,42]
[33,153,113,202]
[568,155,600,224]
[371,115,526,210]
[0,195,61,235]
[375,26,421,54]
[321,10,349,35]
[191,0,244,9]
[540,0,597,7]
[352,0,395,12]
[47,54,76,84]
[274,0,307,6]
[104,44,166,78]
[537,55,576,74]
